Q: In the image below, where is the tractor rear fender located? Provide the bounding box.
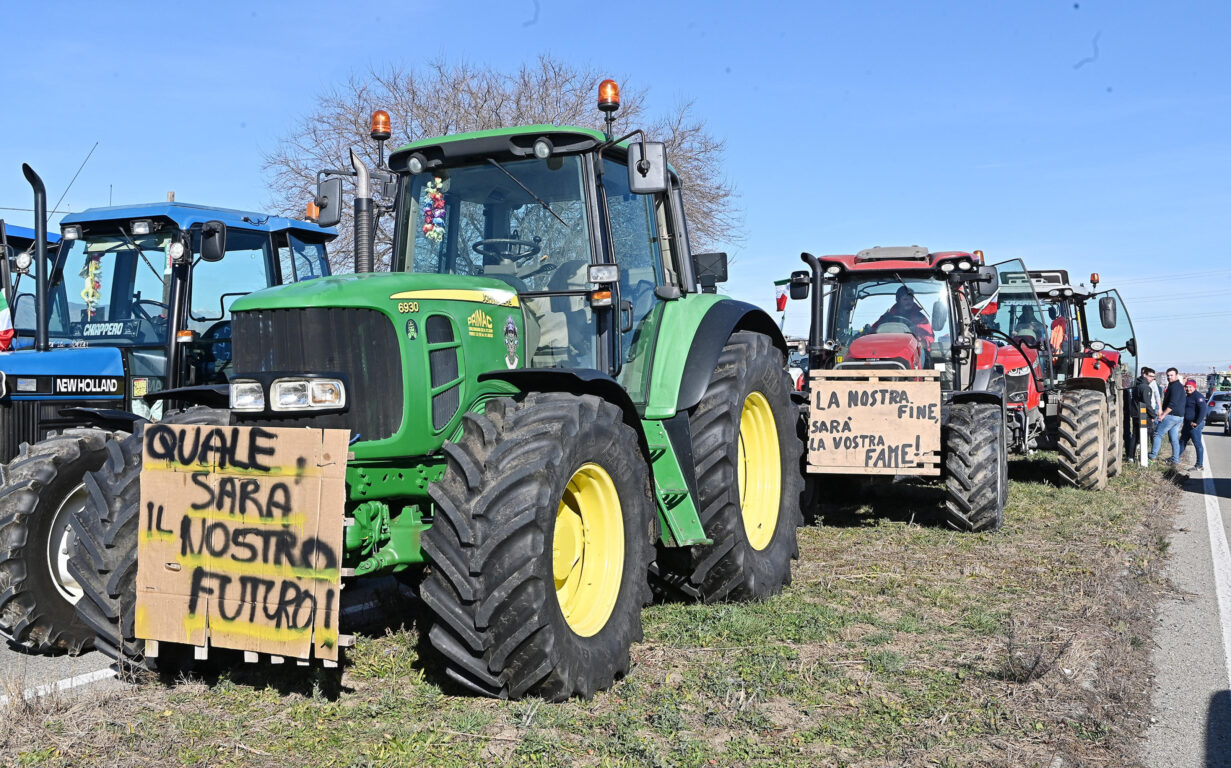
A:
[644,297,788,420]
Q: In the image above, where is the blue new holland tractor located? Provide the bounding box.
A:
[0,165,335,653]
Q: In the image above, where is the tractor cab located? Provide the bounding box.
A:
[0,201,334,454]
[809,246,983,391]
[387,120,703,405]
[1028,270,1137,386]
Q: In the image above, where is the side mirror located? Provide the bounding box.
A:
[1099,295,1116,329]
[1126,337,1137,357]
[315,177,343,228]
[966,265,999,303]
[931,299,949,332]
[789,270,810,300]
[694,252,728,291]
[200,221,227,263]
[627,142,669,195]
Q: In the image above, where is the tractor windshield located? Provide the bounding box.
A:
[401,155,592,290]
[987,259,1054,384]
[400,155,598,368]
[829,275,953,364]
[13,232,171,346]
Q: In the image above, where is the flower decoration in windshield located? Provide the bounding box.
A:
[420,176,448,243]
[80,253,104,319]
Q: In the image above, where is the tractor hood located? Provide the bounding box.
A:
[228,271,527,464]
[848,334,922,369]
[230,271,520,313]
[0,346,125,400]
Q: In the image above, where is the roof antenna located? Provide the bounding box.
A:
[48,141,99,226]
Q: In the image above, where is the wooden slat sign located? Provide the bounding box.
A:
[806,371,942,476]
[135,424,350,661]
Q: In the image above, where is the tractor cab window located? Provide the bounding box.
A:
[402,155,597,369]
[1088,289,1137,384]
[188,230,273,328]
[288,234,330,282]
[989,260,1053,384]
[833,276,950,346]
[17,233,173,346]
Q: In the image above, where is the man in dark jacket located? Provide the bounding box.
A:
[1150,367,1186,465]
[1127,367,1158,460]
[1178,378,1209,470]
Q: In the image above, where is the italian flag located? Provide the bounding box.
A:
[774,278,790,312]
[0,291,12,351]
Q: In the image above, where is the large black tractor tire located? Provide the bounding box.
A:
[0,430,118,654]
[942,402,1006,532]
[67,408,231,671]
[419,393,653,701]
[1057,389,1109,491]
[1106,387,1124,479]
[652,331,803,602]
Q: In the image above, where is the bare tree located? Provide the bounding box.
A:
[263,56,737,272]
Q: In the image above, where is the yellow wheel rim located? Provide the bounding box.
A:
[737,391,782,551]
[553,463,624,637]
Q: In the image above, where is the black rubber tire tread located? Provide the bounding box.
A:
[1057,389,1108,491]
[942,402,1005,532]
[0,429,118,654]
[652,331,803,602]
[1106,387,1124,479]
[67,407,231,671]
[419,393,653,701]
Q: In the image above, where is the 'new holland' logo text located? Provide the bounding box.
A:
[54,377,121,395]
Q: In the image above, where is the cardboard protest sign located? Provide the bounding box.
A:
[135,424,349,661]
[806,370,941,476]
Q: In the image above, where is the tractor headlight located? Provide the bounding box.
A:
[270,377,346,411]
[231,380,265,411]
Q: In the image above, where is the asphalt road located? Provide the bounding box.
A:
[1143,424,1231,768]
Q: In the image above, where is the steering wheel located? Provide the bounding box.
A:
[879,313,915,326]
[132,299,169,322]
[472,238,541,264]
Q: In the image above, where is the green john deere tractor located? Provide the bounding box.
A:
[67,82,802,700]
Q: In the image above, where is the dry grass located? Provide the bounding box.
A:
[0,455,1180,768]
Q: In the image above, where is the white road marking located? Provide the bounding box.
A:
[1200,461,1231,687]
[0,666,117,708]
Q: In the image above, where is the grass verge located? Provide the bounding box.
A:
[0,454,1180,767]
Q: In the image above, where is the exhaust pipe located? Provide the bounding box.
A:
[350,149,373,274]
[22,164,49,352]
[800,252,824,358]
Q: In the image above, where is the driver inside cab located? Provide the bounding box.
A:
[871,285,934,343]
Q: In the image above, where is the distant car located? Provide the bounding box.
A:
[1209,392,1231,427]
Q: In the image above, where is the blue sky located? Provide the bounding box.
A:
[2,0,1227,371]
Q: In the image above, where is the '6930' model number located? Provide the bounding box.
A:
[397,301,420,314]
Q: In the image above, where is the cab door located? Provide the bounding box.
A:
[1087,289,1138,386]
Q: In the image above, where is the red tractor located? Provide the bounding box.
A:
[791,246,1022,531]
[1026,270,1137,488]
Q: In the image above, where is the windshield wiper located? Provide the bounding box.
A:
[116,227,167,284]
[485,159,569,227]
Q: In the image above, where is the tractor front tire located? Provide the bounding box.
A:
[942,402,1006,532]
[653,331,803,602]
[0,430,117,654]
[67,408,231,672]
[420,393,653,701]
[1057,389,1108,491]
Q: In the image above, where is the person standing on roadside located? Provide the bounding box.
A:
[1178,378,1209,470]
[1150,367,1186,466]
[1127,367,1158,460]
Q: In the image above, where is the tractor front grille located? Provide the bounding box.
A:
[1005,368,1031,404]
[0,401,40,463]
[231,307,404,442]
